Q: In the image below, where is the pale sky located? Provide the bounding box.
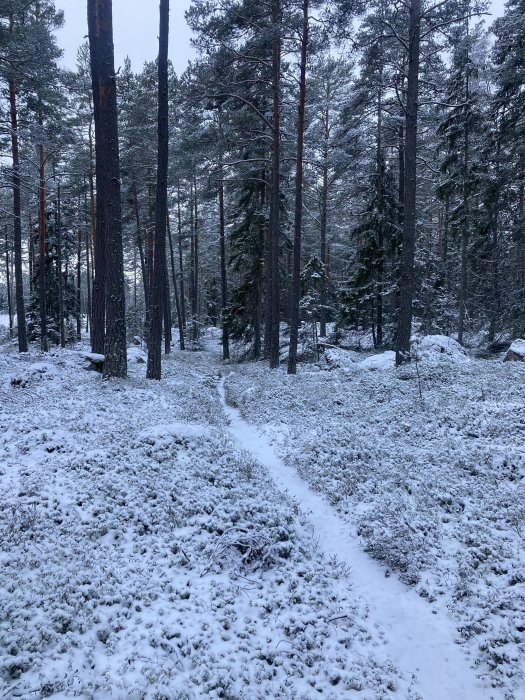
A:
[53,0,507,76]
[54,0,196,75]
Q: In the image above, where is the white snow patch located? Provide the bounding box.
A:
[127,346,147,363]
[415,334,469,362]
[83,352,105,363]
[508,338,525,357]
[359,350,396,370]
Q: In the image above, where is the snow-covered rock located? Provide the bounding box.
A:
[504,338,525,362]
[83,352,104,364]
[127,346,146,363]
[359,350,395,370]
[414,334,468,363]
[323,346,361,370]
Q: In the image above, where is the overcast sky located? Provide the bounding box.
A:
[53,0,507,76]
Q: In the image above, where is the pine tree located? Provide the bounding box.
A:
[87,0,127,378]
[147,0,170,380]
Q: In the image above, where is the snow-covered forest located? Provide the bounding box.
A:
[1,0,525,698]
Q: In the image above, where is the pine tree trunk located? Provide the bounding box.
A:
[88,115,105,355]
[177,180,187,331]
[76,224,82,341]
[191,176,200,346]
[132,179,148,305]
[163,265,172,354]
[147,0,169,379]
[319,106,329,339]
[218,157,230,360]
[376,87,384,348]
[8,77,28,352]
[83,187,93,338]
[88,0,127,378]
[38,137,48,352]
[28,213,34,295]
[56,182,66,348]
[167,214,185,350]
[458,29,470,347]
[4,225,13,339]
[287,0,308,375]
[396,0,421,365]
[254,180,265,359]
[268,0,281,369]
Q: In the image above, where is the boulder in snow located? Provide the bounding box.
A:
[128,347,147,364]
[83,352,104,371]
[359,351,396,370]
[414,335,468,363]
[504,339,525,362]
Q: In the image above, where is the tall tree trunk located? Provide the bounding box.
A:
[28,213,34,295]
[83,186,93,338]
[4,225,13,338]
[287,0,308,375]
[176,180,186,330]
[376,87,384,348]
[76,221,82,341]
[254,178,265,359]
[167,214,185,350]
[191,175,200,346]
[189,180,195,340]
[147,0,169,379]
[458,18,470,346]
[163,265,172,354]
[132,179,148,304]
[88,0,127,377]
[38,136,48,352]
[268,0,281,369]
[88,116,105,354]
[56,182,66,348]
[319,102,329,339]
[9,76,28,352]
[396,0,421,365]
[218,155,230,360]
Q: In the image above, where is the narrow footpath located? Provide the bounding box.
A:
[218,371,499,700]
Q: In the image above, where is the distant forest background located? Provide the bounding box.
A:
[1,0,524,376]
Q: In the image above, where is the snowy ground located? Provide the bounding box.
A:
[225,337,525,698]
[0,332,523,698]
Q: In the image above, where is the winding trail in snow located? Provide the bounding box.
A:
[218,372,498,700]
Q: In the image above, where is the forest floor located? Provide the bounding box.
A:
[0,329,524,699]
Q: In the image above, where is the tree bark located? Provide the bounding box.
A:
[167,214,185,350]
[163,264,172,354]
[83,186,93,338]
[8,77,28,352]
[268,0,281,368]
[376,86,384,348]
[396,0,421,365]
[56,182,66,348]
[76,221,82,341]
[88,0,127,377]
[132,179,148,306]
[176,181,187,331]
[38,136,48,352]
[458,18,470,346]
[218,154,230,360]
[147,0,169,379]
[4,225,13,338]
[287,0,308,375]
[191,175,200,346]
[319,100,329,339]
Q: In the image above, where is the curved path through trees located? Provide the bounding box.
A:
[218,371,497,700]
